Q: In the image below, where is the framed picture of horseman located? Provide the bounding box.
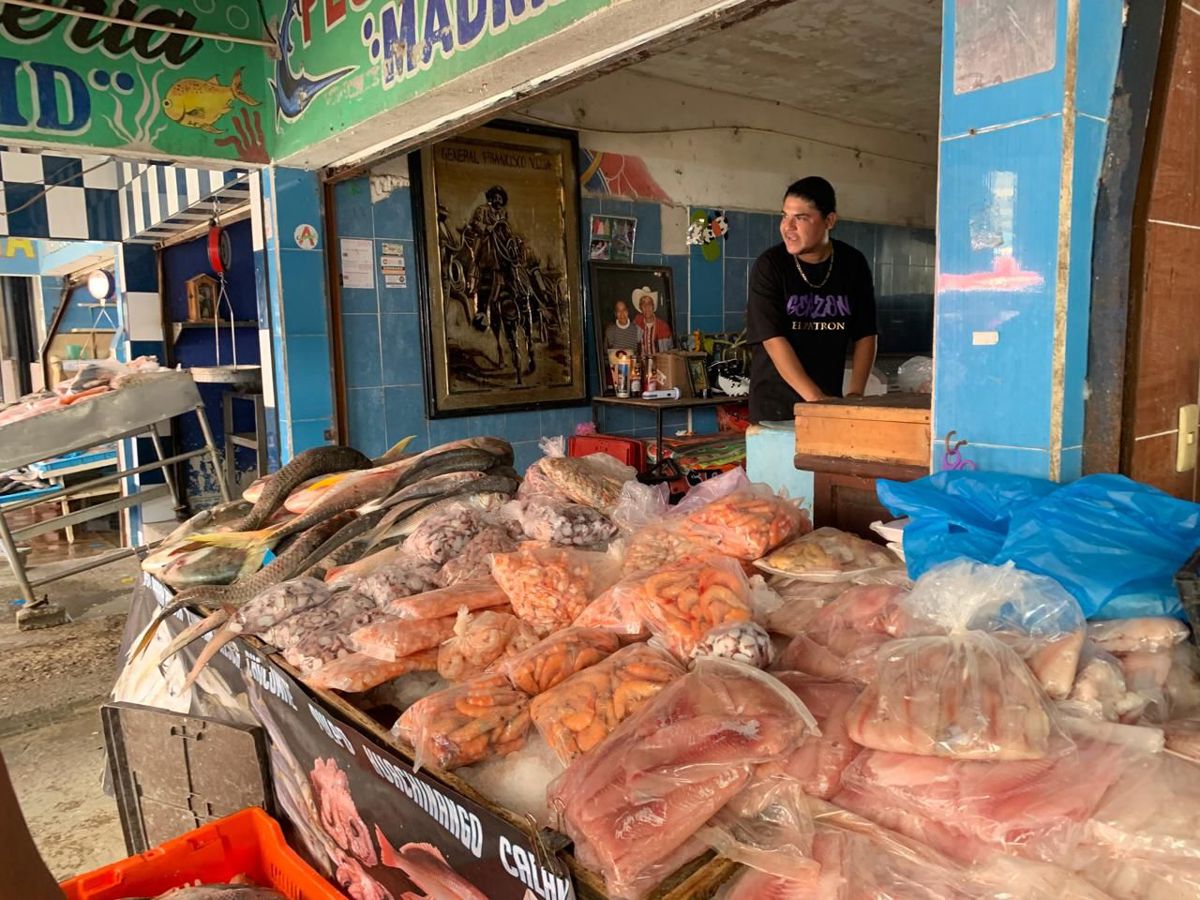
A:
[414,122,587,417]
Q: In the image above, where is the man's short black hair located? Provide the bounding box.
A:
[784,177,837,217]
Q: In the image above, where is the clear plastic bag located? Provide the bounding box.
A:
[350,555,444,606]
[692,621,773,668]
[614,470,806,573]
[718,801,982,900]
[349,613,457,662]
[772,583,908,684]
[547,659,816,900]
[673,482,809,561]
[768,674,864,800]
[436,608,539,682]
[263,590,377,651]
[489,541,622,635]
[846,632,1058,759]
[382,579,509,620]
[495,626,621,695]
[530,642,684,764]
[1086,748,1200,863]
[502,497,618,547]
[1087,617,1189,655]
[1066,641,1149,723]
[404,501,485,565]
[439,524,522,585]
[897,560,1088,700]
[306,648,439,693]
[591,557,754,660]
[756,527,899,581]
[897,355,934,393]
[229,577,332,635]
[764,578,856,637]
[535,453,637,513]
[834,737,1130,866]
[392,673,531,771]
[697,769,817,882]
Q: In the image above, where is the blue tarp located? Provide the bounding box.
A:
[878,472,1200,620]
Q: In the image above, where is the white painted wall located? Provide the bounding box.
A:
[517,70,937,228]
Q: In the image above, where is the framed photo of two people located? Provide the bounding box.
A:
[589,262,677,395]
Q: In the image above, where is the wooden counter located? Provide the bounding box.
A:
[794,393,931,466]
[793,393,931,537]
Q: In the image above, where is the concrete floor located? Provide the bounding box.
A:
[0,520,137,881]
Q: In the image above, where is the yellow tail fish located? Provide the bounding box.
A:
[162,67,258,134]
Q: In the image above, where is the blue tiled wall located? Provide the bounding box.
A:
[933,0,1123,481]
[332,173,593,468]
[581,195,935,440]
[161,219,261,501]
[261,167,337,462]
[330,168,935,458]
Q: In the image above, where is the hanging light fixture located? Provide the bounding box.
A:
[86,268,115,302]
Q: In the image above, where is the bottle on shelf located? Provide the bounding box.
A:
[630,356,642,397]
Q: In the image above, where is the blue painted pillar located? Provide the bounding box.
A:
[253,167,336,464]
[933,0,1123,481]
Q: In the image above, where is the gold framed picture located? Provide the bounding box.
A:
[414,122,586,417]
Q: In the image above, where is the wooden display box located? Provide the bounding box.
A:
[794,393,931,466]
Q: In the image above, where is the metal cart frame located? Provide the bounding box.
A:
[0,373,231,609]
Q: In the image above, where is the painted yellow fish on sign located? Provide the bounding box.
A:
[162,68,258,134]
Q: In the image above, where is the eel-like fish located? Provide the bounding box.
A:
[234,445,372,532]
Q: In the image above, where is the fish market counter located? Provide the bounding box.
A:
[111,573,738,900]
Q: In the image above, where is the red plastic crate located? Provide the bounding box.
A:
[568,434,646,472]
[60,807,344,900]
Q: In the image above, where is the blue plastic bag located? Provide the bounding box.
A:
[998,475,1200,620]
[876,471,1058,579]
[878,472,1200,620]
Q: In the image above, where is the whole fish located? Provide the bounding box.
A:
[162,67,259,134]
[156,500,252,548]
[384,489,515,542]
[158,544,268,589]
[281,436,417,513]
[133,512,358,660]
[159,509,386,677]
[207,441,512,555]
[146,885,285,899]
[235,445,372,532]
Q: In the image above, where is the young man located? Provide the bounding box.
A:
[745,177,878,423]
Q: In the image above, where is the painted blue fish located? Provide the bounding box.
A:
[270,0,354,121]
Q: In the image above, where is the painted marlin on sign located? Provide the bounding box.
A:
[270,0,355,121]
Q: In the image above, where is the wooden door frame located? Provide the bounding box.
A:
[1083,0,1174,474]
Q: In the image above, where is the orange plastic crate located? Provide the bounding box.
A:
[60,807,345,900]
[568,434,645,471]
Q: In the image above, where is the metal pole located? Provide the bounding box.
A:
[147,424,186,517]
[194,405,233,502]
[0,509,37,607]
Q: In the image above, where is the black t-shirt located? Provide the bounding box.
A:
[745,239,877,423]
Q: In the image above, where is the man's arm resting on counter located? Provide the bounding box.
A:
[762,337,829,402]
[846,335,878,397]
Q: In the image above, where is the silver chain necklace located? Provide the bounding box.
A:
[793,242,835,289]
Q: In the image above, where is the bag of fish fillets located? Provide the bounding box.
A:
[844,561,1088,761]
